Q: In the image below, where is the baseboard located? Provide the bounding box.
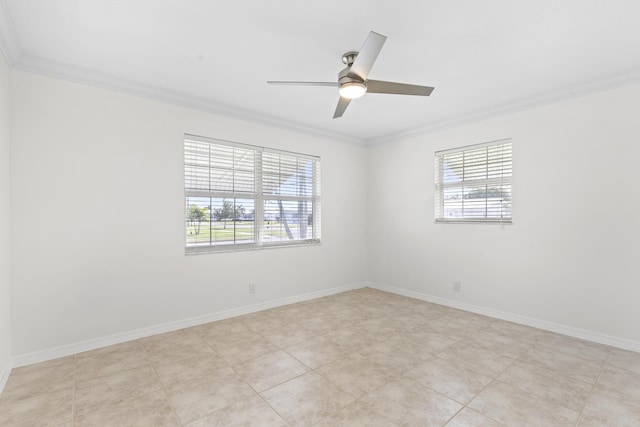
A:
[367,282,640,353]
[0,359,10,395]
[12,282,367,368]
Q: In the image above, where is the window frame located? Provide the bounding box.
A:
[184,134,321,254]
[434,138,512,224]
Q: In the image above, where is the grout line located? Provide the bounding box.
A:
[573,347,611,426]
[139,338,184,427]
[255,391,293,426]
[437,322,537,426]
[192,324,294,425]
[5,288,634,426]
[71,354,76,427]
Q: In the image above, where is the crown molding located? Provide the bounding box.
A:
[0,0,21,66]
[0,0,363,146]
[2,0,639,147]
[367,69,640,145]
[11,53,365,146]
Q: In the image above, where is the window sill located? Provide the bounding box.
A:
[185,239,321,255]
[434,219,513,225]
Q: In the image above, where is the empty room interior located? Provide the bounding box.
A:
[1,1,640,426]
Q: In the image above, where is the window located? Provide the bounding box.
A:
[184,134,321,253]
[435,139,512,223]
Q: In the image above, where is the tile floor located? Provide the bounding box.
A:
[1,288,640,426]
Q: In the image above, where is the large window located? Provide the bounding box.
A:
[184,135,321,253]
[435,139,512,223]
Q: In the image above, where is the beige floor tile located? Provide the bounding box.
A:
[383,333,446,360]
[436,340,516,377]
[298,297,352,313]
[0,388,73,427]
[468,380,580,426]
[260,322,315,348]
[405,356,493,404]
[186,393,287,427]
[296,312,348,335]
[323,325,386,352]
[521,345,604,384]
[144,343,216,367]
[595,364,640,402]
[316,353,395,398]
[241,312,291,334]
[75,340,150,382]
[331,306,376,323]
[449,310,497,326]
[74,389,179,427]
[356,340,425,376]
[74,364,162,415]
[394,329,458,354]
[468,330,533,359]
[2,289,637,426]
[271,301,323,321]
[140,328,206,349]
[349,302,394,319]
[487,320,548,344]
[421,318,476,341]
[214,333,279,365]
[192,318,254,342]
[261,372,355,426]
[0,356,74,399]
[445,407,504,427]
[314,401,398,427]
[537,333,611,362]
[606,348,640,376]
[496,360,592,412]
[410,301,461,319]
[577,384,640,426]
[284,335,347,369]
[141,328,214,364]
[233,350,310,392]
[153,353,234,390]
[356,316,415,335]
[166,371,257,425]
[361,378,462,426]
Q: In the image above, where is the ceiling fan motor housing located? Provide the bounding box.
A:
[338,66,366,87]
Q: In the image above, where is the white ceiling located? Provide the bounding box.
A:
[1,0,640,144]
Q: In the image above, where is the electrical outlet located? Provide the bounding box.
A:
[453,281,461,292]
[249,283,257,294]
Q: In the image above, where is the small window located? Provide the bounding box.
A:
[184,134,321,253]
[435,139,512,223]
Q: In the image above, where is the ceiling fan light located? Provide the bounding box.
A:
[338,82,367,99]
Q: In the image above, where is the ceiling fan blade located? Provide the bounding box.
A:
[333,96,351,118]
[348,31,387,81]
[267,81,338,87]
[367,79,434,96]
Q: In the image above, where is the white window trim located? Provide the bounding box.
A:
[184,134,321,254]
[435,138,513,224]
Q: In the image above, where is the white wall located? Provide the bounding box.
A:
[368,83,640,345]
[9,70,368,357]
[0,54,12,382]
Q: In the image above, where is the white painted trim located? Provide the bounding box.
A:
[0,0,21,66]
[10,280,640,368]
[1,13,639,148]
[0,359,10,395]
[10,54,363,146]
[366,70,640,146]
[367,282,640,353]
[11,282,367,368]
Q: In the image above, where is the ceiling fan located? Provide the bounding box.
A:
[267,31,434,118]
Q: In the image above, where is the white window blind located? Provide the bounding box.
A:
[184,134,321,253]
[435,139,512,223]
